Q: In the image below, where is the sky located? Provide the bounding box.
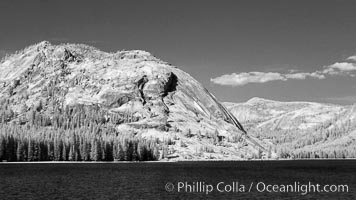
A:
[0,0,356,105]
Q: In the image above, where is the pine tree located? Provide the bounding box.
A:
[53,138,61,161]
[0,136,5,161]
[137,141,143,161]
[82,142,89,161]
[257,148,262,159]
[62,142,67,161]
[69,145,75,161]
[27,140,34,161]
[16,141,23,161]
[153,146,159,160]
[118,143,125,161]
[267,146,272,159]
[162,145,168,159]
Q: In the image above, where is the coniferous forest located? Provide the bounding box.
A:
[0,99,161,162]
[251,119,356,159]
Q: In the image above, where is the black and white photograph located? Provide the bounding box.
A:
[0,0,356,199]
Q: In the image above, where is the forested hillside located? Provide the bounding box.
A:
[0,102,161,161]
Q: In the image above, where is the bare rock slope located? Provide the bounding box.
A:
[224,98,356,158]
[0,41,264,160]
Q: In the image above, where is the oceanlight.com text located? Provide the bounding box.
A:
[165,181,349,195]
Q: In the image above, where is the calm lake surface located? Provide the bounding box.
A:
[0,160,355,199]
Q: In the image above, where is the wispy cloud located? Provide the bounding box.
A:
[211,71,325,86]
[347,55,356,61]
[323,62,356,74]
[211,54,356,86]
[285,72,325,80]
[211,72,286,86]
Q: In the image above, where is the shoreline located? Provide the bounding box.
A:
[1,158,356,164]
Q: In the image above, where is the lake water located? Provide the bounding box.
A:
[0,160,355,199]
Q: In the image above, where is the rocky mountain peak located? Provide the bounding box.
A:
[0,41,266,160]
[246,97,277,104]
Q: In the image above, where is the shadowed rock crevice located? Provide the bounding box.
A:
[64,49,76,62]
[162,72,178,97]
[137,75,148,105]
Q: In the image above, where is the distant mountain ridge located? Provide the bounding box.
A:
[224,97,351,130]
[224,98,356,158]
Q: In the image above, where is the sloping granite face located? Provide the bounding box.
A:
[0,41,265,160]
